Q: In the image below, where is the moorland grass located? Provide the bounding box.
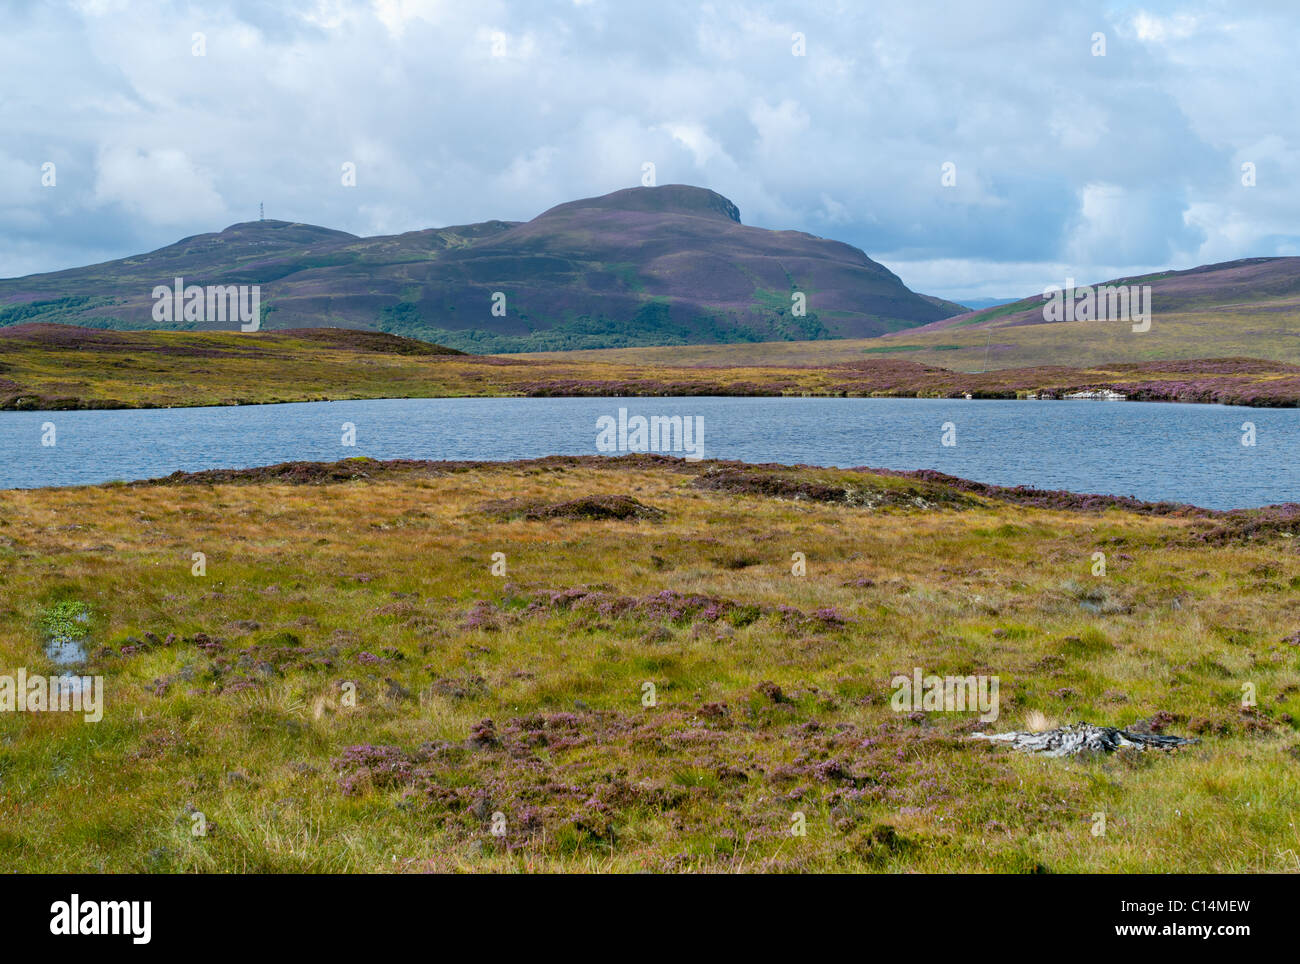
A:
[0,457,1297,872]
[3,323,1300,410]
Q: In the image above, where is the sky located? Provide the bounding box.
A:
[1,0,1297,302]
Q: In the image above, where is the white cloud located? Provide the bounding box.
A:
[748,98,810,154]
[0,0,1296,301]
[661,123,727,168]
[1131,11,1200,44]
[92,146,227,226]
[372,0,447,37]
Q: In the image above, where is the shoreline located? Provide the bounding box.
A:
[4,386,1300,413]
[6,453,1297,519]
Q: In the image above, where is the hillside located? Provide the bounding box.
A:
[915,257,1300,334]
[541,257,1300,372]
[4,323,1300,411]
[814,257,1300,371]
[0,185,960,352]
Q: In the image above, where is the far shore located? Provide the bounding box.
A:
[3,388,1297,413]
[2,323,1300,411]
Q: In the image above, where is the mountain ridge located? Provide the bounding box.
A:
[0,185,961,352]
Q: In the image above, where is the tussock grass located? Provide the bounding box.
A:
[0,457,1297,872]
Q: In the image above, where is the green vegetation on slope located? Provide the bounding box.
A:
[378,300,767,353]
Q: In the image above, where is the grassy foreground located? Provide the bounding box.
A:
[4,323,1300,409]
[1,456,1298,872]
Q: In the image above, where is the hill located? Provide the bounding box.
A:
[0,185,959,352]
[915,257,1300,334]
[578,257,1300,372]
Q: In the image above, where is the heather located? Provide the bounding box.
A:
[6,323,1300,411]
[1,456,1298,872]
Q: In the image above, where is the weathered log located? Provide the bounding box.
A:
[971,722,1198,757]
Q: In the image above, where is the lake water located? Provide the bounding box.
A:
[1,396,1294,509]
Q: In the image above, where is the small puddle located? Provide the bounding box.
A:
[44,634,91,695]
[44,635,89,666]
[40,602,92,668]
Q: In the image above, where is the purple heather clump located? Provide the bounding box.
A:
[547,588,592,609]
[811,607,854,628]
[508,714,548,732]
[357,651,384,665]
[537,586,738,625]
[640,590,733,623]
[468,718,500,748]
[514,807,545,833]
[191,633,225,654]
[592,593,636,619]
[333,743,422,794]
[543,712,582,729]
[460,600,501,632]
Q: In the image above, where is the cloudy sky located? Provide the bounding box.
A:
[2,0,1296,302]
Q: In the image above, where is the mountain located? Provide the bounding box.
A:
[0,185,957,352]
[915,257,1300,333]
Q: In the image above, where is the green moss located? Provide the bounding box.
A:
[39,599,92,640]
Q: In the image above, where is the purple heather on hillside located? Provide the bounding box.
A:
[0,185,963,350]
